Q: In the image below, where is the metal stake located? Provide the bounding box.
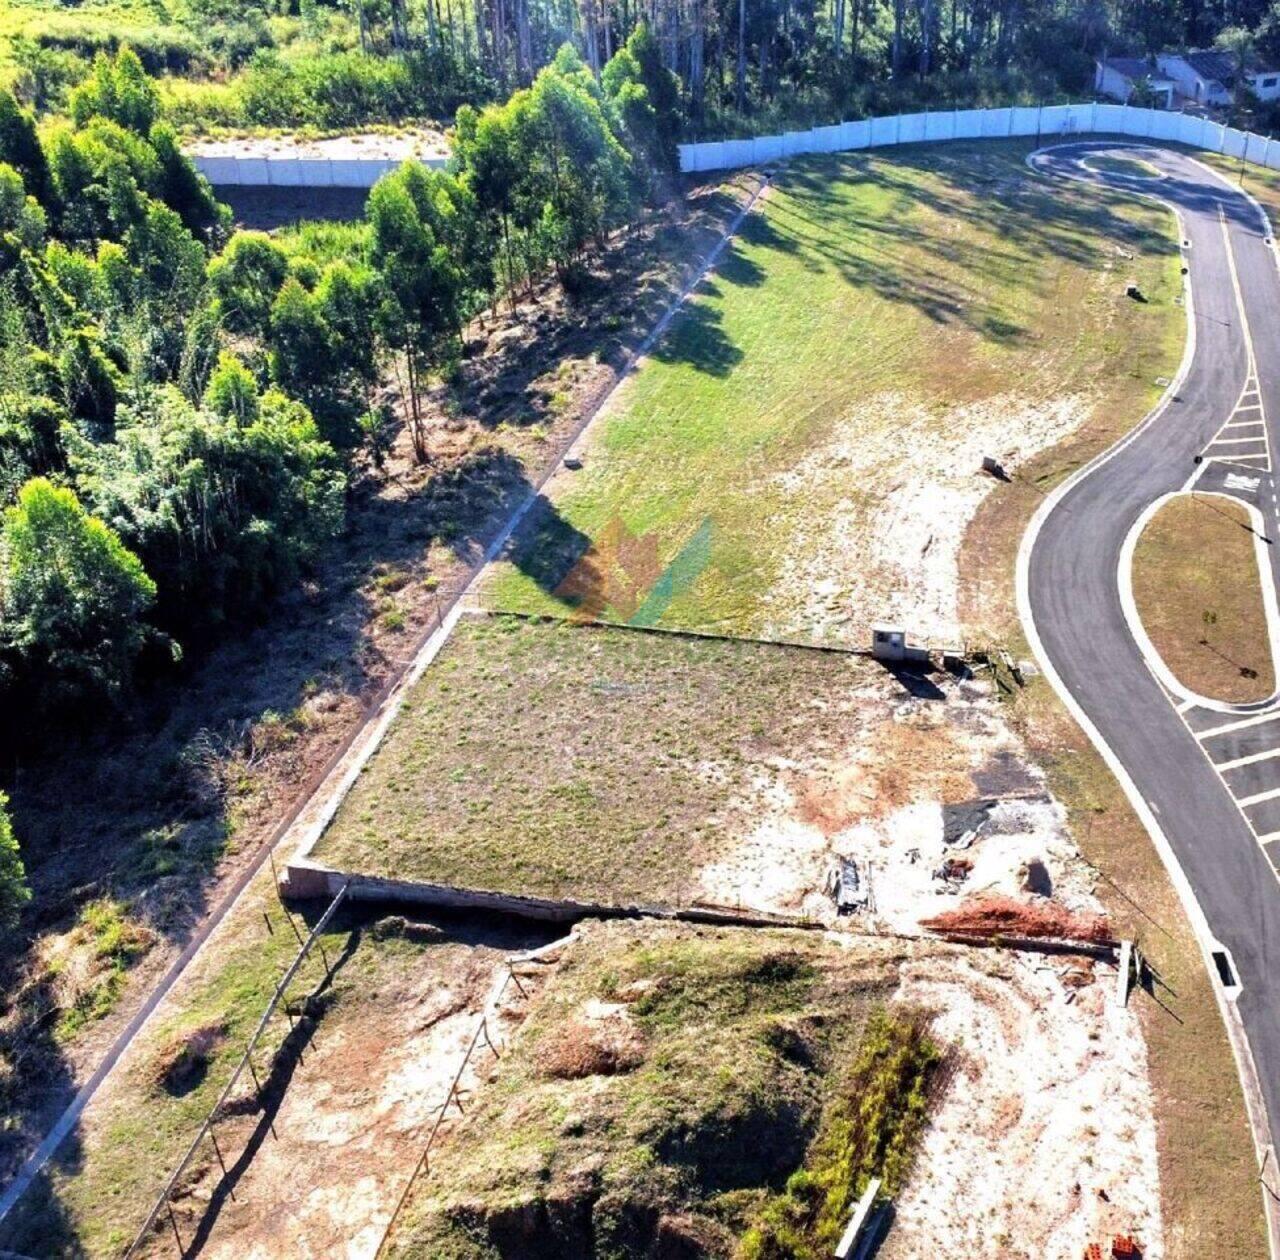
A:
[209,1129,235,1199]
[167,1202,183,1252]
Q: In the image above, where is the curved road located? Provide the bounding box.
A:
[1022,141,1280,1239]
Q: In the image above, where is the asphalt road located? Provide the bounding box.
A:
[1023,142,1280,1189]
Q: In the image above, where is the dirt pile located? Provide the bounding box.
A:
[538,1004,646,1079]
[921,893,1114,945]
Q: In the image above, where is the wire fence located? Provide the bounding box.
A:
[122,881,351,1258]
[371,964,526,1258]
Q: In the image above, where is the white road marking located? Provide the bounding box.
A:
[1216,746,1280,772]
[1227,472,1263,491]
[1256,830,1280,844]
[1198,710,1280,739]
[1212,436,1269,446]
[1237,784,1280,808]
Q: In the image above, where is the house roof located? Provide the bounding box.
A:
[1181,49,1238,85]
[1101,56,1160,81]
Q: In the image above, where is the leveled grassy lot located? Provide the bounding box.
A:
[1133,493,1275,703]
[384,920,931,1260]
[314,613,872,906]
[483,140,1182,640]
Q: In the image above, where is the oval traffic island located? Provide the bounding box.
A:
[1082,151,1164,180]
[1130,492,1276,705]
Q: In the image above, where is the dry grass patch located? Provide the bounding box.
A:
[313,612,885,908]
[1132,493,1274,703]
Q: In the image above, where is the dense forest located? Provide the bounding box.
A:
[5,0,1280,139]
[1,0,1279,925]
[0,35,681,914]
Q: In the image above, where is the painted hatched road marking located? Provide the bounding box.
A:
[1226,472,1263,491]
[1179,699,1280,850]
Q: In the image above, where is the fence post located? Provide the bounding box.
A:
[167,1203,183,1251]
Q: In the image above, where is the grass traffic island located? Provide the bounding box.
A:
[1132,493,1275,704]
[311,613,878,909]
[1084,152,1164,179]
[382,920,943,1260]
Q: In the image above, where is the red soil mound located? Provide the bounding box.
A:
[921,894,1113,945]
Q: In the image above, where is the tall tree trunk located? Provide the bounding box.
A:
[736,0,747,111]
[915,0,934,72]
[516,0,532,78]
[690,0,705,116]
[834,0,846,58]
[583,0,602,73]
[891,0,905,76]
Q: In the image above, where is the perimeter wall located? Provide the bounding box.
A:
[677,101,1280,173]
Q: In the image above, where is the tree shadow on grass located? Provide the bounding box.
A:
[769,143,1183,345]
[649,301,744,377]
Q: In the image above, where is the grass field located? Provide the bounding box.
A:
[482,140,1182,643]
[313,613,881,907]
[1133,493,1275,703]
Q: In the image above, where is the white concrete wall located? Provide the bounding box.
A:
[1250,72,1280,102]
[188,152,447,188]
[1096,64,1134,103]
[678,101,1280,174]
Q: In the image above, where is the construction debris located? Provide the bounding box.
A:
[933,855,972,886]
[1085,1235,1144,1259]
[827,858,870,915]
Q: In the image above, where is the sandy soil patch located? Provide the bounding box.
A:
[143,925,554,1260]
[764,390,1089,644]
[695,666,1099,931]
[887,950,1162,1259]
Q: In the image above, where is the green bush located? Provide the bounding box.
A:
[740,1011,942,1260]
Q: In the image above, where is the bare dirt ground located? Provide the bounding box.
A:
[136,914,557,1260]
[694,662,1100,936]
[887,948,1162,1259]
[764,390,1091,646]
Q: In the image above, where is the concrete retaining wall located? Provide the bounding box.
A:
[189,152,447,188]
[282,858,819,929]
[678,102,1280,173]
